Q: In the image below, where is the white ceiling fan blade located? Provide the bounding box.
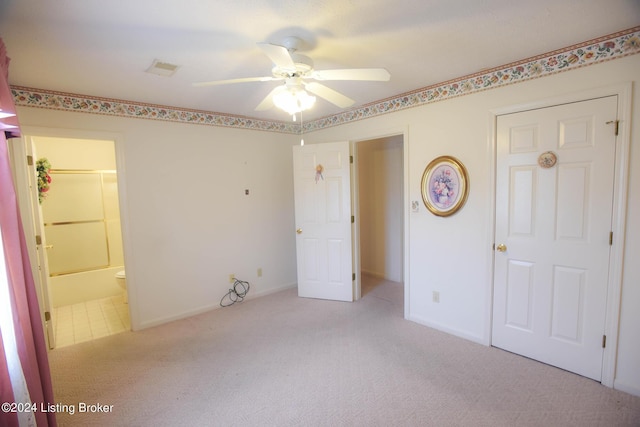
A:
[257,42,296,70]
[304,82,354,108]
[310,68,391,82]
[255,85,287,111]
[193,76,281,87]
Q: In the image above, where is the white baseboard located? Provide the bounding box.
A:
[613,379,640,398]
[248,282,297,299]
[361,269,403,283]
[361,269,384,278]
[407,313,486,346]
[136,282,297,330]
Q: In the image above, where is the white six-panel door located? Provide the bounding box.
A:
[8,136,56,349]
[293,141,353,302]
[492,96,617,381]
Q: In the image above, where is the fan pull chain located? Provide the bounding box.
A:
[300,110,304,146]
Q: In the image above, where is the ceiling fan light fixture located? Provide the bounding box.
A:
[273,87,316,115]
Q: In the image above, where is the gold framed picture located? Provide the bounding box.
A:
[421,155,469,217]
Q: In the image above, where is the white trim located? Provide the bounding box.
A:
[350,141,361,301]
[483,112,498,346]
[6,137,46,340]
[403,127,410,320]
[349,126,410,319]
[138,282,297,330]
[408,313,486,345]
[487,83,632,388]
[613,379,640,397]
[7,135,60,348]
[489,83,632,116]
[17,126,140,331]
[112,132,139,330]
[601,83,632,388]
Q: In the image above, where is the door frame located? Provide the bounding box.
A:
[488,83,632,387]
[9,126,139,331]
[7,135,56,348]
[350,126,409,318]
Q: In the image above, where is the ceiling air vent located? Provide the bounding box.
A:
[146,59,179,77]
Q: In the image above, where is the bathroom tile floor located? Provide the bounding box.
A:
[53,295,130,348]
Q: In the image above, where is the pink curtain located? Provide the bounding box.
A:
[0,39,56,426]
[0,327,18,427]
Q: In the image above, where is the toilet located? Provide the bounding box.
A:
[115,270,128,303]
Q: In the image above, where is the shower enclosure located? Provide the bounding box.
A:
[34,136,125,307]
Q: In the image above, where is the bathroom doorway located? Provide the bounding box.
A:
[10,134,129,348]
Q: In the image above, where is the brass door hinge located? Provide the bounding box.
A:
[350,155,353,164]
[606,120,619,136]
[351,215,355,224]
[609,231,613,246]
[602,335,607,348]
[27,155,34,165]
[352,273,356,281]
[44,311,51,322]
[35,235,42,245]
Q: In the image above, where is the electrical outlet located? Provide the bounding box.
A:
[432,291,440,303]
[229,274,235,283]
[257,268,262,277]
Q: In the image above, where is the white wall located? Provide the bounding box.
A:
[357,136,403,282]
[308,54,640,396]
[15,111,299,330]
[13,53,640,397]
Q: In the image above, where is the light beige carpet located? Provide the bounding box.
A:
[48,276,640,426]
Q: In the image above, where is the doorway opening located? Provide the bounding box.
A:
[354,134,404,308]
[9,133,129,349]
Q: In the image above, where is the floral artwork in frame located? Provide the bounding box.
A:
[421,155,469,217]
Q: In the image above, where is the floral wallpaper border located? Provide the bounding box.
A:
[306,27,640,132]
[11,27,640,135]
[10,87,299,133]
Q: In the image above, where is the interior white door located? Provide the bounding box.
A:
[8,136,56,349]
[293,141,353,302]
[492,96,618,381]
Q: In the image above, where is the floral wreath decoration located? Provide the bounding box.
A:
[36,158,52,204]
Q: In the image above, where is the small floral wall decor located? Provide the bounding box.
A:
[36,157,52,203]
[315,164,324,183]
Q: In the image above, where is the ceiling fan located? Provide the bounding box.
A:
[193,36,391,115]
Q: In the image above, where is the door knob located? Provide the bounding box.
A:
[496,243,507,252]
[296,228,303,234]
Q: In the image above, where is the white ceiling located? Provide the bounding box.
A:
[1,0,638,122]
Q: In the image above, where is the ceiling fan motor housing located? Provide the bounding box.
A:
[193,34,388,113]
[281,36,306,52]
[272,53,314,78]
